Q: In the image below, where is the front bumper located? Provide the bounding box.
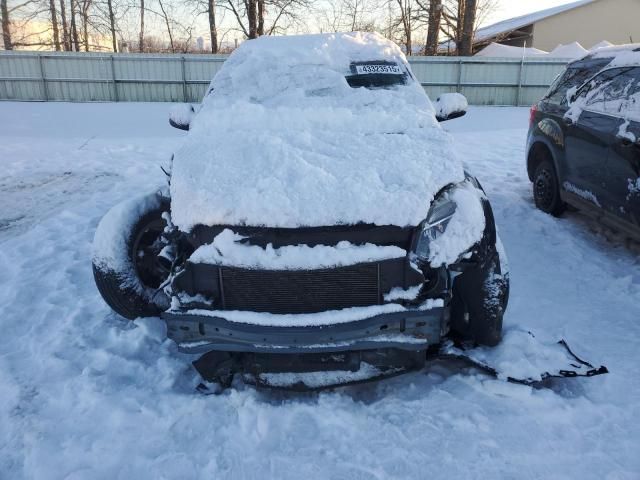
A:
[163,304,447,355]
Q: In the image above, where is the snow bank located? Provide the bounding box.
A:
[549,42,587,59]
[189,228,405,269]
[589,40,614,51]
[170,32,464,230]
[475,42,548,58]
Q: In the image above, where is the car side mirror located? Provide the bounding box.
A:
[434,93,468,122]
[169,104,195,131]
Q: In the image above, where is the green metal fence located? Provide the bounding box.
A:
[0,51,569,106]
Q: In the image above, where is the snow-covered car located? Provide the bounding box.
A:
[93,33,509,389]
[527,44,640,240]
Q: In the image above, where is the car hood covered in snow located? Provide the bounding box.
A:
[169,32,465,231]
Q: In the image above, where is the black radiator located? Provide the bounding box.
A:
[174,258,424,315]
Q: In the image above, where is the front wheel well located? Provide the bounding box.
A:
[527,142,554,182]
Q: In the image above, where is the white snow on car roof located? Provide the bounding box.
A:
[169,32,464,230]
[579,43,640,62]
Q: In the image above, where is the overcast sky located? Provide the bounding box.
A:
[486,0,582,26]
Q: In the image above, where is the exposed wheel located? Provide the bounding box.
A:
[92,191,171,319]
[533,159,566,216]
[450,240,509,347]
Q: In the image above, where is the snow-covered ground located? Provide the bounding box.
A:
[1,102,639,479]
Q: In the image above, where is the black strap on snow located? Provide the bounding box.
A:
[433,339,608,387]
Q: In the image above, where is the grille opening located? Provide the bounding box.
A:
[219,263,381,314]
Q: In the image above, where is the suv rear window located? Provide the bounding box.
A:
[545,58,612,105]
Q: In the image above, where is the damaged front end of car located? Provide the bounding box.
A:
[155,176,515,390]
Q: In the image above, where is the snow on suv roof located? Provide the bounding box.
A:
[169,32,464,230]
[577,43,640,64]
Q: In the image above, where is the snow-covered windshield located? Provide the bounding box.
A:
[170,33,464,230]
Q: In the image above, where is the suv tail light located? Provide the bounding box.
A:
[529,104,538,127]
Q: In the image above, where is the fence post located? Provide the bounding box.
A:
[110,54,119,102]
[181,56,187,102]
[37,54,49,101]
[456,58,463,93]
[516,56,525,106]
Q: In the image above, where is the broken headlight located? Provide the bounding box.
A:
[412,190,457,263]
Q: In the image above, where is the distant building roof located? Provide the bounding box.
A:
[440,0,597,52]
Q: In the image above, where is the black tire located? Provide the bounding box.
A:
[450,249,509,347]
[92,192,171,320]
[533,159,566,216]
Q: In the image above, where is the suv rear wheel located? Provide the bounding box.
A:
[533,159,566,216]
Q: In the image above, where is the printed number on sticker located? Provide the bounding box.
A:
[355,64,401,75]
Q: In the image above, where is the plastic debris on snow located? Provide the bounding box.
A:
[169,32,465,231]
[445,328,601,383]
[189,228,406,270]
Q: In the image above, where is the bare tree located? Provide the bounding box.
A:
[457,0,475,55]
[2,0,54,50]
[48,0,61,49]
[207,0,217,52]
[138,0,143,51]
[156,0,173,50]
[223,0,309,39]
[395,0,413,54]
[422,0,441,55]
[78,0,90,50]
[439,0,495,55]
[69,0,79,49]
[59,0,69,49]
[256,0,263,35]
[1,0,12,49]
[247,0,256,38]
[106,0,115,50]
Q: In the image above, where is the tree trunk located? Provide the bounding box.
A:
[257,0,264,36]
[455,0,464,54]
[425,0,441,55]
[208,0,217,53]
[1,0,12,50]
[82,5,89,51]
[139,0,144,52]
[69,0,79,50]
[157,0,173,52]
[59,0,69,50]
[106,0,116,52]
[247,0,257,39]
[459,0,476,56]
[49,0,61,50]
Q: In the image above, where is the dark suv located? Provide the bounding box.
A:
[526,45,640,239]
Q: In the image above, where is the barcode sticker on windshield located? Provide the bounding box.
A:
[355,64,402,75]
